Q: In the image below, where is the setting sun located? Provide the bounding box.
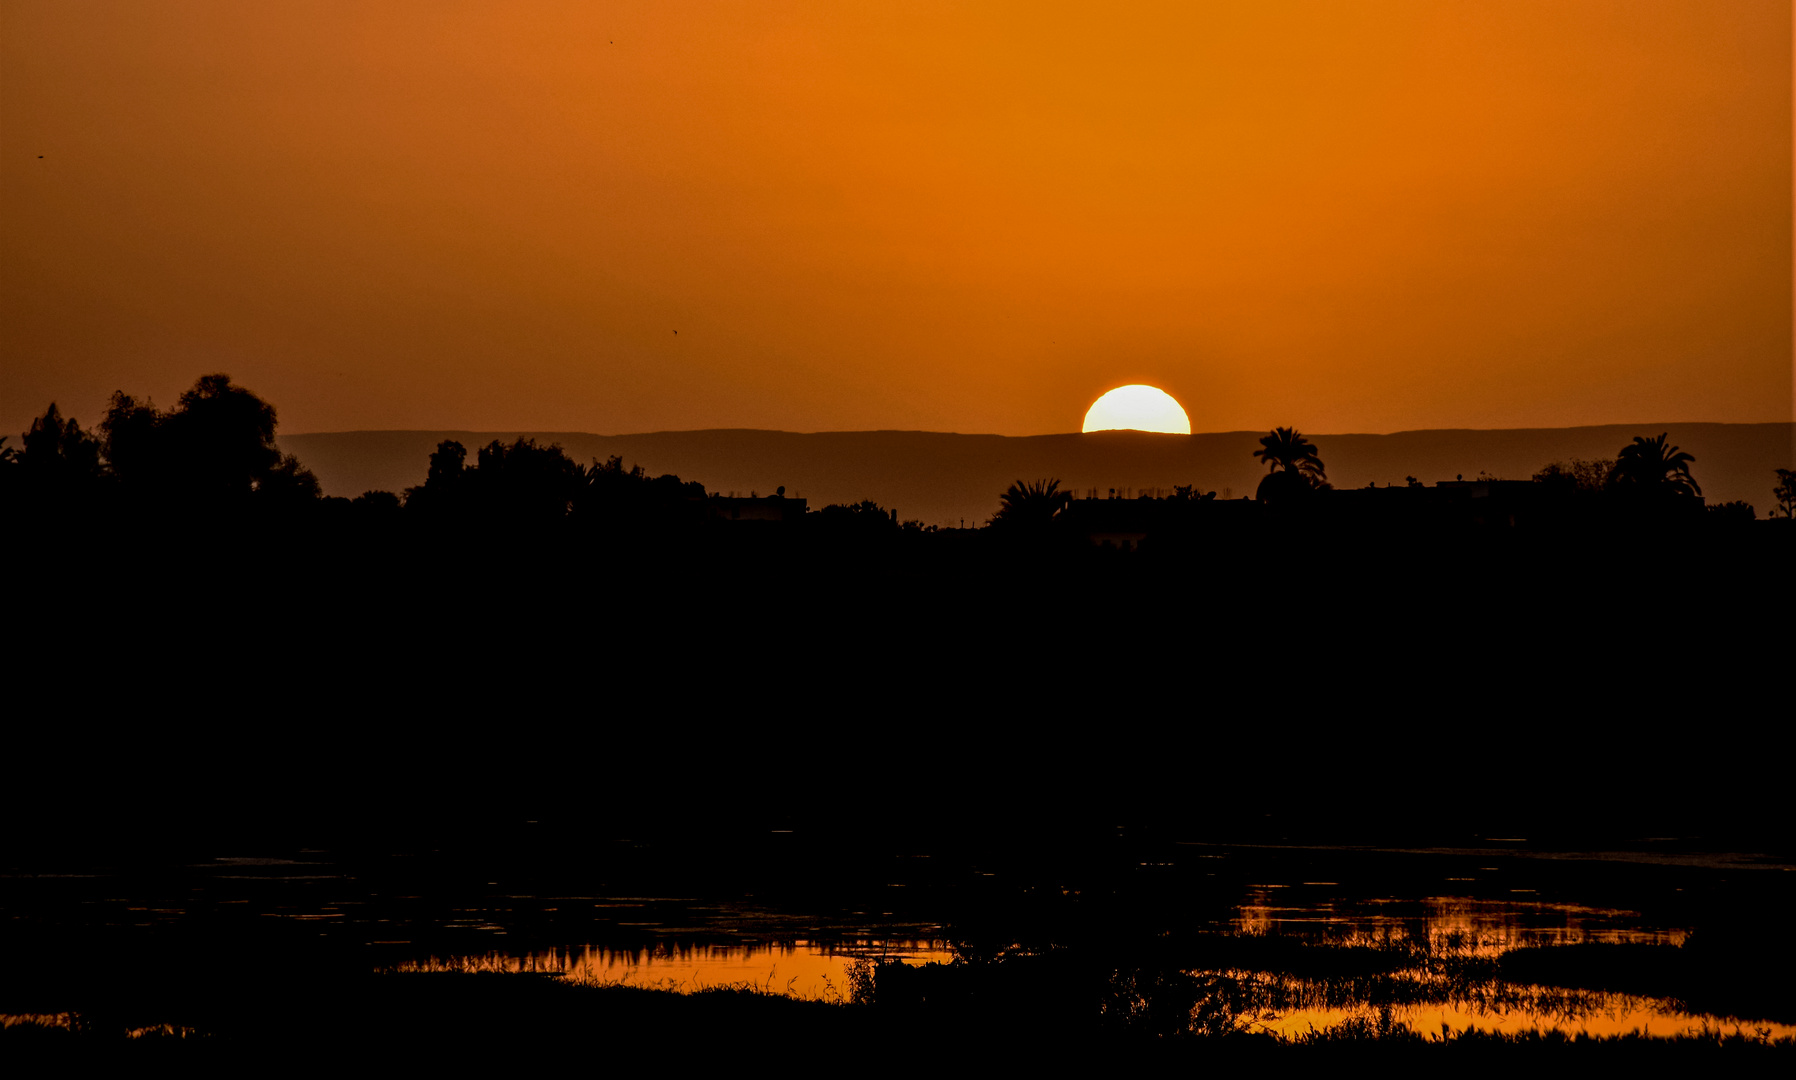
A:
[1082,385,1191,435]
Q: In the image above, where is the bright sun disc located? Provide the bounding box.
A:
[1082,385,1191,434]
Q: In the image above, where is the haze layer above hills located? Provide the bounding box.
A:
[279,424,1794,528]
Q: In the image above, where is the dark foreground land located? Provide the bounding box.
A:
[13,506,1790,841]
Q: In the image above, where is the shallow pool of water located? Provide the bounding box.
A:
[1233,893,1687,955]
[1251,997,1796,1042]
[384,939,954,1000]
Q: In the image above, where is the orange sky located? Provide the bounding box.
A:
[3,1,1790,438]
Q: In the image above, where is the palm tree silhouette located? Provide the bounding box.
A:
[992,478,1069,528]
[1609,433,1700,497]
[1253,427,1327,502]
[1254,427,1326,482]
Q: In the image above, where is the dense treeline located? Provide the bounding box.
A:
[8,374,1788,540]
[0,374,950,543]
[0,374,715,529]
[4,374,1788,844]
[4,375,322,518]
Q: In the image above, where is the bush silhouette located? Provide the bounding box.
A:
[1532,458,1614,500]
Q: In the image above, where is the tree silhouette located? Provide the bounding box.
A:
[255,452,323,507]
[163,373,283,503]
[1609,433,1700,498]
[566,454,706,527]
[99,391,164,490]
[19,403,104,486]
[92,374,316,509]
[425,440,469,490]
[1253,427,1326,481]
[1774,468,1795,519]
[992,479,1069,528]
[1253,427,1328,503]
[5,403,105,514]
[403,439,470,517]
[467,438,584,523]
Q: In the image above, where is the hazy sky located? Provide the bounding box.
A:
[3,1,1790,437]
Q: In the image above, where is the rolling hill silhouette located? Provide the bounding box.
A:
[279,423,1794,527]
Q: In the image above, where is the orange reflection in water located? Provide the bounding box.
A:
[0,1013,204,1039]
[1233,894,1687,957]
[1253,999,1796,1042]
[1205,965,1796,1043]
[386,939,954,1000]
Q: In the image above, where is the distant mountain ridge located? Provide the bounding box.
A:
[279,423,1794,528]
